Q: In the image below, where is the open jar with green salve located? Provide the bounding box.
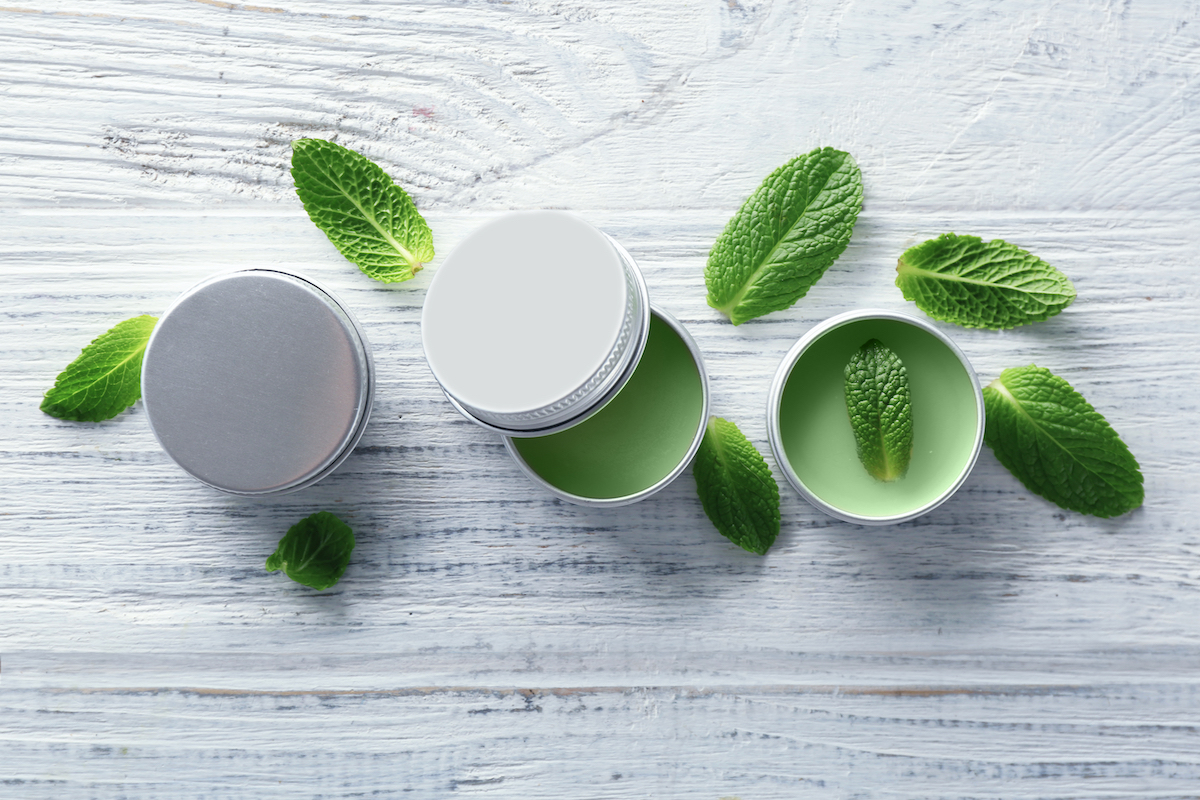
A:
[767,309,984,525]
[421,212,710,506]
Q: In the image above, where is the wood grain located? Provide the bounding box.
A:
[3,0,1200,797]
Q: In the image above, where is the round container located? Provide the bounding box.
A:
[421,211,650,436]
[767,309,984,525]
[504,306,709,507]
[142,269,374,496]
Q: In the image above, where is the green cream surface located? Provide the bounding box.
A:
[778,318,978,518]
[512,314,703,499]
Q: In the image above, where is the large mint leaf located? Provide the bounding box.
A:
[291,138,434,283]
[41,315,158,422]
[266,511,356,590]
[693,417,781,555]
[983,366,1143,518]
[844,339,912,481]
[705,147,863,325]
[896,233,1075,329]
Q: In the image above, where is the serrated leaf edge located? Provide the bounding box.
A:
[695,416,780,556]
[706,417,780,505]
[986,373,1137,501]
[292,139,426,280]
[265,511,354,591]
[707,148,861,325]
[895,235,1076,329]
[40,316,157,421]
[710,189,824,319]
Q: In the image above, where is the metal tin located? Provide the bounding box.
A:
[766,308,985,525]
[142,269,374,496]
[422,211,650,437]
[503,306,710,507]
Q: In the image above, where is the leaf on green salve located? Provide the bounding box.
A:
[705,147,863,325]
[983,366,1143,518]
[40,315,158,422]
[291,138,434,283]
[693,416,781,555]
[895,233,1075,329]
[266,511,356,591]
[844,339,913,482]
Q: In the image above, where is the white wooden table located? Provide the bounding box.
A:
[4,1,1199,796]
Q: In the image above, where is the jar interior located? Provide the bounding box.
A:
[778,317,979,519]
[510,313,704,500]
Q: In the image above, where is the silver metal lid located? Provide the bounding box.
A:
[142,269,374,496]
[421,211,650,434]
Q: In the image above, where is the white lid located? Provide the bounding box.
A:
[422,211,633,419]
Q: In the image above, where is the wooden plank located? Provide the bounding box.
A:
[4,685,1199,797]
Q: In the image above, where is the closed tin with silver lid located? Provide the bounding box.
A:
[422,211,650,436]
[141,269,374,495]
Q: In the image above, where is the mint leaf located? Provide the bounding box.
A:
[983,366,1143,518]
[705,147,863,325]
[266,511,356,590]
[693,416,781,555]
[40,315,158,422]
[896,233,1075,329]
[844,339,912,481]
[291,138,434,283]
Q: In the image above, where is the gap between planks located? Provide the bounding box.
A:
[38,683,1102,698]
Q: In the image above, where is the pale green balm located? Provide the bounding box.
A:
[512,315,704,499]
[778,318,978,518]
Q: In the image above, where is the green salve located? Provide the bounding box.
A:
[512,314,704,499]
[778,318,978,518]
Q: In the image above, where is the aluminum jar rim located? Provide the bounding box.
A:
[502,305,710,507]
[766,308,984,525]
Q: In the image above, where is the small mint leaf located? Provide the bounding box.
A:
[705,147,863,325]
[845,339,912,481]
[983,366,1143,518]
[693,417,781,555]
[266,511,356,591]
[40,315,158,422]
[291,138,434,283]
[896,233,1075,329]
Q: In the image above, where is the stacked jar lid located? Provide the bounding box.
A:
[421,212,710,506]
